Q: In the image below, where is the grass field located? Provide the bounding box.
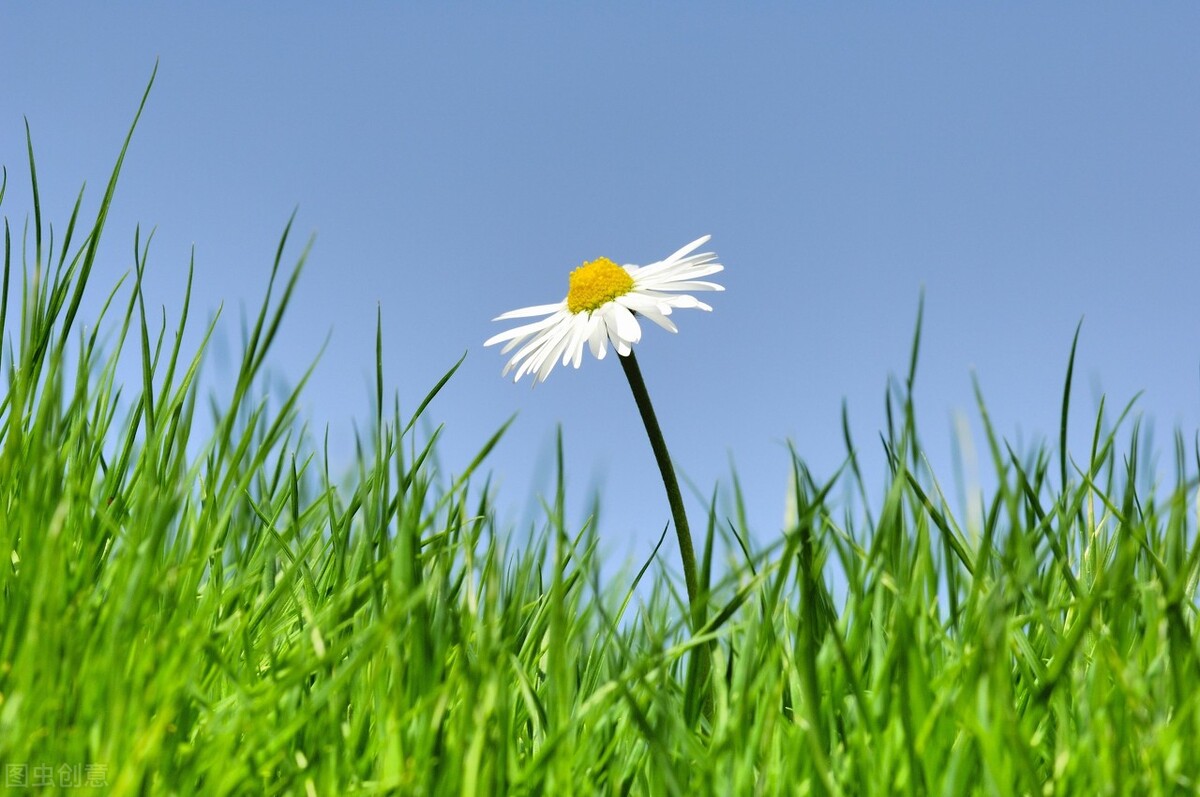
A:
[3,89,1200,796]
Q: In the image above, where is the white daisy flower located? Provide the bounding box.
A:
[485,235,724,383]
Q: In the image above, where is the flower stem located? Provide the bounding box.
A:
[618,350,701,623]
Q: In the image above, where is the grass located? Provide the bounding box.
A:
[3,86,1200,796]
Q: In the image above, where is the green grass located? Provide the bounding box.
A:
[3,88,1200,796]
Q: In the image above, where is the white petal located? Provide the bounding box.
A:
[611,302,642,346]
[587,314,608,359]
[562,316,591,368]
[636,253,722,282]
[639,262,722,285]
[538,329,575,382]
[499,312,568,352]
[570,315,599,367]
[507,319,571,377]
[493,301,566,321]
[619,295,678,333]
[672,296,712,312]
[662,295,703,309]
[639,279,725,293]
[485,313,562,350]
[601,308,628,355]
[666,262,725,280]
[665,235,711,263]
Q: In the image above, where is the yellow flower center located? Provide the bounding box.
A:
[567,257,634,314]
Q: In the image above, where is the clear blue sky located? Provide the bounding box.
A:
[3,6,1198,568]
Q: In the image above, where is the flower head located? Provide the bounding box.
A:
[485,236,724,383]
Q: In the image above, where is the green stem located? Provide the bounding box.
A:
[618,350,701,623]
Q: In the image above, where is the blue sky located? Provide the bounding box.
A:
[2,6,1198,569]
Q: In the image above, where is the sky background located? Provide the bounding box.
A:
[2,6,1198,573]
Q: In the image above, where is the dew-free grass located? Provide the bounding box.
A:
[2,82,1199,796]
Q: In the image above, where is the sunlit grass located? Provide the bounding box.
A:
[2,84,1199,796]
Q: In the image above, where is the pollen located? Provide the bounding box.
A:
[567,257,635,314]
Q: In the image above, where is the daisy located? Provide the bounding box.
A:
[485,234,728,664]
[484,235,724,384]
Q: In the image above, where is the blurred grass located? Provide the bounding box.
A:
[2,82,1199,795]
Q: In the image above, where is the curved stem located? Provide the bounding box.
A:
[618,350,700,623]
